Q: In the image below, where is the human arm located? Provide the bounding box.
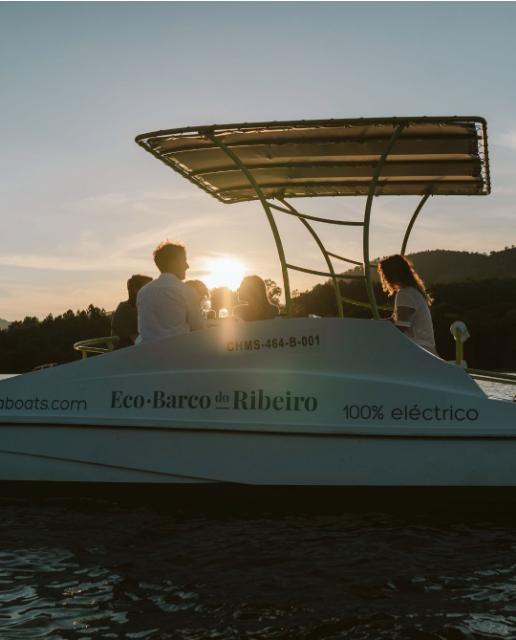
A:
[393,289,417,334]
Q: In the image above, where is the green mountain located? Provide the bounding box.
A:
[403,247,516,285]
[0,318,10,330]
[344,247,516,284]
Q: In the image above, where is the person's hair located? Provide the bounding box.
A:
[238,275,271,307]
[127,274,152,304]
[377,255,433,306]
[185,279,209,301]
[153,240,185,273]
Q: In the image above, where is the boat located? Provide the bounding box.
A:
[1,116,515,493]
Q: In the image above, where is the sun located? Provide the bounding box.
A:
[204,257,247,291]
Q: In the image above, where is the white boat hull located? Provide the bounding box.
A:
[2,424,516,486]
[1,318,515,487]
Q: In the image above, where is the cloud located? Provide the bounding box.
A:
[75,189,205,217]
[0,253,144,272]
[493,130,516,151]
[493,185,516,195]
[0,189,230,273]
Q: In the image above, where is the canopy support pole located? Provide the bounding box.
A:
[204,131,292,316]
[268,202,365,226]
[279,199,344,318]
[363,124,405,319]
[400,192,431,255]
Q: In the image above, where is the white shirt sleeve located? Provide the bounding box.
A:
[184,286,205,332]
[394,288,417,328]
[396,287,418,310]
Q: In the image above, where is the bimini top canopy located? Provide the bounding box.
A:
[135,116,491,319]
[136,116,490,203]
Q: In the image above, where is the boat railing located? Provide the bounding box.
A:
[73,336,119,359]
[468,368,516,387]
[451,321,516,389]
[32,362,58,371]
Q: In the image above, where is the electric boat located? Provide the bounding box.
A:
[1,116,515,489]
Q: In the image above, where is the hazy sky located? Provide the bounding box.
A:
[1,2,515,320]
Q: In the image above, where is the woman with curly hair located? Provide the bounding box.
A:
[377,254,436,355]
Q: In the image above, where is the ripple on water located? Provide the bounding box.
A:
[2,506,516,639]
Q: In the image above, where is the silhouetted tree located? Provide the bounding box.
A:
[0,306,111,373]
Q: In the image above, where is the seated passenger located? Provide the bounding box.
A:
[111,274,152,348]
[137,241,205,344]
[185,279,210,315]
[377,254,436,354]
[233,275,279,322]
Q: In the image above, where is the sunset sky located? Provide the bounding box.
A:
[1,2,516,320]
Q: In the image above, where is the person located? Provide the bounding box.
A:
[186,279,214,320]
[111,274,152,348]
[377,254,436,354]
[233,275,279,321]
[137,240,205,344]
[185,279,210,306]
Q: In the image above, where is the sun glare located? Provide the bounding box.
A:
[204,257,247,291]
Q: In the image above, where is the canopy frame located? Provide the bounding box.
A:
[136,117,490,319]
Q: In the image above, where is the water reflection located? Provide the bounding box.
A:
[2,504,516,639]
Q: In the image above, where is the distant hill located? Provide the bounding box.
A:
[0,318,10,330]
[405,247,516,285]
[344,247,516,285]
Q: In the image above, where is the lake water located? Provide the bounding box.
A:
[1,375,515,639]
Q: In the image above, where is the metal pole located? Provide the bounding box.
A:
[400,193,431,256]
[268,202,364,226]
[279,199,344,318]
[363,124,405,319]
[204,132,292,316]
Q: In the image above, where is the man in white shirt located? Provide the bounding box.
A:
[137,241,205,344]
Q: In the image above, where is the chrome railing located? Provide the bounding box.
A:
[451,322,516,388]
[73,336,119,359]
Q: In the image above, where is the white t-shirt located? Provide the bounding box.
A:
[137,273,205,344]
[394,286,436,353]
